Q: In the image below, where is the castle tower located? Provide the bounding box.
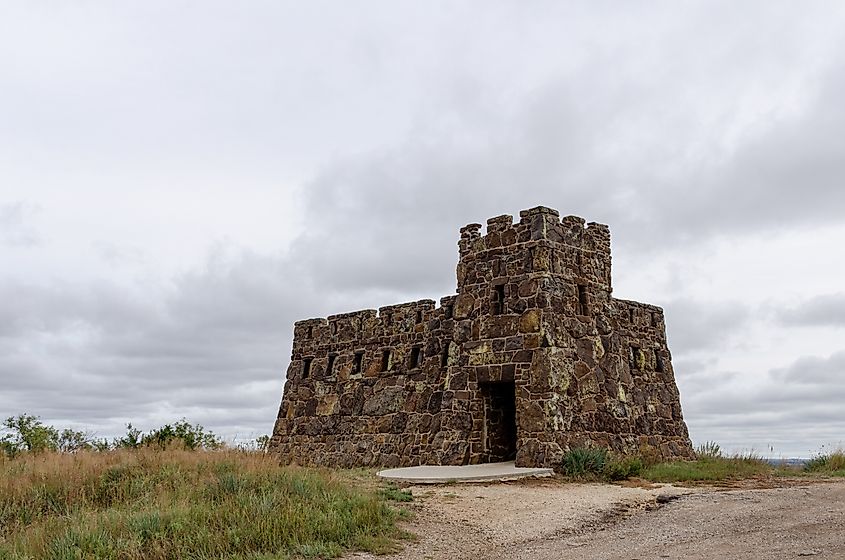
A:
[270,206,693,468]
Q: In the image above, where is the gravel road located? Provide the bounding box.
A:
[347,478,845,560]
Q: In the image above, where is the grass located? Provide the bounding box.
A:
[0,448,409,560]
[641,454,772,482]
[378,483,414,503]
[804,449,845,477]
[558,443,782,484]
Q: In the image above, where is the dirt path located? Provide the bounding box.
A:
[347,478,845,560]
[514,480,845,560]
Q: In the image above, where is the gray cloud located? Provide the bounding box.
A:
[0,202,40,247]
[662,299,751,354]
[0,251,307,437]
[682,350,845,454]
[776,293,845,328]
[2,2,845,456]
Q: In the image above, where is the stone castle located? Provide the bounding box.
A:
[270,206,694,468]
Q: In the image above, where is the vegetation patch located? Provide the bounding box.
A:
[804,449,845,477]
[0,449,407,559]
[640,455,772,482]
[379,483,414,503]
[641,442,771,482]
[558,447,643,481]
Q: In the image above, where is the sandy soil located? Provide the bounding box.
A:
[347,478,845,560]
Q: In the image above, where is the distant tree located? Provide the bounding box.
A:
[1,415,225,457]
[255,435,271,452]
[113,423,143,449]
[57,428,94,452]
[1,414,59,456]
[140,419,222,450]
[89,438,112,452]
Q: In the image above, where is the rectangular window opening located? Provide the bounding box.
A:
[444,305,453,319]
[353,351,364,374]
[381,350,391,372]
[326,354,335,376]
[629,308,635,323]
[410,347,423,369]
[441,345,449,368]
[492,284,506,315]
[302,357,313,379]
[651,312,658,327]
[629,346,641,370]
[577,285,588,315]
[655,350,664,373]
[415,309,423,324]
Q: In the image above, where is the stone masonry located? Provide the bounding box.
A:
[270,206,694,468]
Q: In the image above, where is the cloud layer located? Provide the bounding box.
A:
[1,1,844,456]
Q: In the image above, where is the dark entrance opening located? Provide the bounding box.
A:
[481,382,517,462]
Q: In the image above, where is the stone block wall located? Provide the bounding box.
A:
[270,206,694,468]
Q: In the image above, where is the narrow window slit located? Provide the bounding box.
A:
[655,350,664,373]
[353,351,364,374]
[302,357,313,379]
[577,285,588,315]
[415,309,423,324]
[410,347,423,369]
[326,354,335,376]
[629,346,641,370]
[492,284,506,315]
[441,345,449,367]
[381,350,391,372]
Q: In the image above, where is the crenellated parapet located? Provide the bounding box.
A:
[456,206,611,295]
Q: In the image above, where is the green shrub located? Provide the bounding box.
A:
[559,447,608,477]
[2,415,62,457]
[805,449,845,476]
[138,419,223,450]
[603,456,644,481]
[695,441,722,459]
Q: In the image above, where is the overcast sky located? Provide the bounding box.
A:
[2,1,844,457]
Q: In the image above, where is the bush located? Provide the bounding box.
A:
[137,419,222,450]
[1,415,94,457]
[2,415,224,458]
[603,456,644,481]
[559,447,609,477]
[805,449,845,475]
[695,441,722,459]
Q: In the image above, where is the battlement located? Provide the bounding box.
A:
[456,206,613,295]
[459,206,610,259]
[293,299,441,349]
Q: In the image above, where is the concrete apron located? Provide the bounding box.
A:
[377,461,553,484]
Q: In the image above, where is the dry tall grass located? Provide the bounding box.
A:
[0,448,406,560]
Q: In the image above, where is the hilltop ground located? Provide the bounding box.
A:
[348,477,845,560]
